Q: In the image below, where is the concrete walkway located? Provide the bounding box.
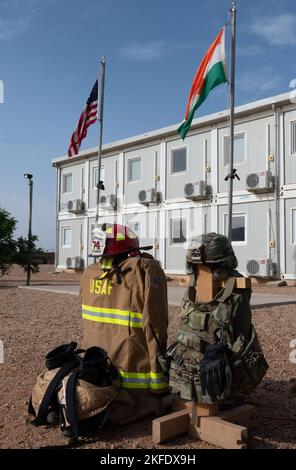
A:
[19,284,296,308]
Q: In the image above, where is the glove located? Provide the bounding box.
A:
[200,342,232,401]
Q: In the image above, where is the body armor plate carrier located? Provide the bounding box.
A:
[168,275,268,403]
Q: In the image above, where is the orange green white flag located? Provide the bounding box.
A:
[178,28,228,140]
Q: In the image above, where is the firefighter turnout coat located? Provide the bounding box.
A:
[79,255,169,394]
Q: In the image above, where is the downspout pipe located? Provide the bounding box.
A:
[272,104,281,279]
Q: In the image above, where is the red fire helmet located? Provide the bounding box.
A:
[99,223,140,258]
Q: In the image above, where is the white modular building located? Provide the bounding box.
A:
[52,91,296,279]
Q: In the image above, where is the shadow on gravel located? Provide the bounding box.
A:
[248,378,296,449]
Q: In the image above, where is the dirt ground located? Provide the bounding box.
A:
[0,266,296,449]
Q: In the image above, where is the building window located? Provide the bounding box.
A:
[291,209,296,244]
[127,157,141,182]
[62,173,72,193]
[291,121,296,156]
[62,227,72,247]
[224,133,245,166]
[224,213,246,243]
[170,218,187,245]
[171,147,187,173]
[93,166,105,189]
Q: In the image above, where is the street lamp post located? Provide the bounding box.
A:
[24,173,33,286]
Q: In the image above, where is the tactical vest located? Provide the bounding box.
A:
[168,276,268,403]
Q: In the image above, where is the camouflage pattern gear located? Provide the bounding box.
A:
[168,276,268,403]
[186,233,238,273]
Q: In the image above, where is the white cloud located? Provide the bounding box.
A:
[250,14,296,46]
[0,0,58,40]
[0,17,31,40]
[237,70,282,93]
[118,41,166,61]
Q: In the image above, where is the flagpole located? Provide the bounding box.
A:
[95,56,106,226]
[227,2,237,241]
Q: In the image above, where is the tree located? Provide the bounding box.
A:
[14,235,43,276]
[0,207,17,275]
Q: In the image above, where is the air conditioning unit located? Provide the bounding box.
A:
[246,171,274,193]
[184,181,208,200]
[246,258,272,277]
[99,194,117,211]
[67,199,84,214]
[66,256,82,269]
[138,188,158,205]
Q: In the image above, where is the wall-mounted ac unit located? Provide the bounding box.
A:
[138,188,158,205]
[99,194,117,211]
[246,258,272,277]
[66,256,82,269]
[246,171,274,193]
[67,199,84,214]
[184,181,208,200]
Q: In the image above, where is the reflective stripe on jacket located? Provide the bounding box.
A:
[79,255,169,394]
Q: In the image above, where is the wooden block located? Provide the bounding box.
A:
[196,402,219,417]
[218,404,256,429]
[152,409,190,444]
[219,277,251,290]
[189,416,248,449]
[195,265,217,302]
[173,399,218,417]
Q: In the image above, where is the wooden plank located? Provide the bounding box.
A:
[189,416,248,449]
[152,409,190,444]
[173,399,218,417]
[220,277,251,289]
[179,275,251,290]
[195,265,217,302]
[196,402,219,417]
[218,404,256,429]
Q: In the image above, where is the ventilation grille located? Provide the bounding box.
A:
[138,190,147,202]
[67,200,73,210]
[184,183,195,197]
[66,257,72,268]
[246,259,260,275]
[100,195,107,205]
[246,173,259,189]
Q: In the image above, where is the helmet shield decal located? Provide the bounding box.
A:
[91,226,107,257]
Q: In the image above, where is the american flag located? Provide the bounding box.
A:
[68,80,98,157]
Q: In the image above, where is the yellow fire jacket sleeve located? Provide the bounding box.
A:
[139,258,169,394]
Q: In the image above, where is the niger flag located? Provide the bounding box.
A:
[178,28,228,140]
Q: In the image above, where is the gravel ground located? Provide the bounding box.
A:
[0,264,81,286]
[0,282,296,450]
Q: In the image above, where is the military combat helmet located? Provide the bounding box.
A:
[186,232,238,272]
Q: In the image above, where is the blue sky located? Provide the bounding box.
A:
[0,0,296,249]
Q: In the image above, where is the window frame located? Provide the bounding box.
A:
[61,226,72,248]
[290,208,296,245]
[62,172,73,194]
[223,212,247,246]
[170,146,188,175]
[93,165,105,189]
[127,156,142,183]
[169,217,188,247]
[290,120,296,156]
[223,131,246,168]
